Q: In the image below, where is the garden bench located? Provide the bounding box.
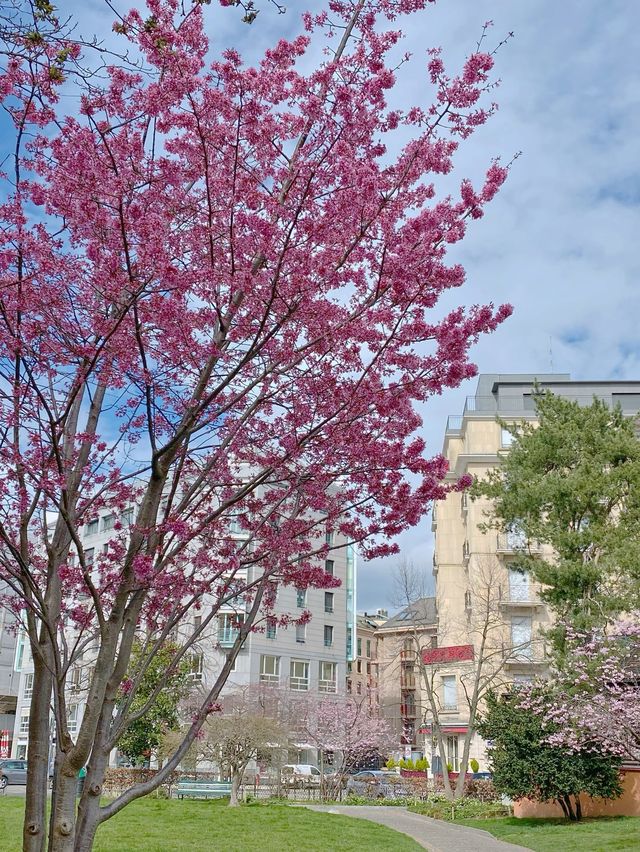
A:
[174,779,232,799]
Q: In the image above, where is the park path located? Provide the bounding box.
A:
[302,805,530,852]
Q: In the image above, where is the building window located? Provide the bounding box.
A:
[290,660,309,691]
[188,654,204,681]
[356,681,362,695]
[319,661,337,693]
[324,625,333,648]
[356,660,362,674]
[326,530,334,546]
[67,704,79,735]
[446,735,460,771]
[296,588,307,608]
[23,673,34,700]
[324,559,334,577]
[357,637,362,657]
[84,548,94,567]
[366,662,371,675]
[85,519,98,536]
[442,675,457,710]
[101,514,115,533]
[194,615,202,631]
[508,568,530,602]
[69,667,82,692]
[511,615,533,659]
[324,592,334,613]
[500,427,514,448]
[366,639,371,658]
[218,613,243,647]
[266,618,277,640]
[19,713,30,736]
[296,623,306,644]
[346,679,352,693]
[259,655,280,685]
[122,508,134,527]
[430,635,438,649]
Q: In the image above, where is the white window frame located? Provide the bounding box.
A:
[318,661,337,693]
[324,591,334,613]
[259,655,280,685]
[19,713,30,736]
[101,514,115,533]
[324,625,334,648]
[442,675,457,710]
[290,659,309,691]
[295,623,306,644]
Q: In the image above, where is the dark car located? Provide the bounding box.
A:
[345,770,408,799]
[0,759,28,789]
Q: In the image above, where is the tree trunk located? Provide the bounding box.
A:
[574,795,582,821]
[562,793,577,821]
[73,744,112,852]
[24,657,53,852]
[454,730,474,799]
[49,769,80,852]
[557,796,570,819]
[229,771,241,806]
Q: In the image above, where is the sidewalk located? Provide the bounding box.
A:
[302,805,530,852]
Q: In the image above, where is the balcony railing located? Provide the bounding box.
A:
[218,627,239,647]
[496,533,542,554]
[400,673,416,690]
[400,704,417,718]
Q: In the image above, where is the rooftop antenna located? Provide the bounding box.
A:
[549,335,554,372]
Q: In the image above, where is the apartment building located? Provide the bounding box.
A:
[376,598,437,760]
[0,585,20,758]
[11,510,357,764]
[346,610,387,714]
[429,373,640,771]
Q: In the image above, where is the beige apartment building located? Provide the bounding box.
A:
[428,373,640,772]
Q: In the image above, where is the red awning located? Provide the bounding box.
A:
[422,644,474,665]
[419,725,468,735]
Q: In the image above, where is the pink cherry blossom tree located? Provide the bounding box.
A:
[539,617,640,763]
[0,0,512,848]
[297,693,394,799]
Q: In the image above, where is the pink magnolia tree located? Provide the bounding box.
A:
[538,617,640,763]
[298,693,394,798]
[0,0,512,848]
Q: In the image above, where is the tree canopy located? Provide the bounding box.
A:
[477,690,622,821]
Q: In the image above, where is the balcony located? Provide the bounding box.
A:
[218,627,239,647]
[400,648,416,661]
[499,589,543,610]
[400,672,416,690]
[496,533,542,554]
[502,643,547,669]
[445,415,463,435]
[462,540,470,564]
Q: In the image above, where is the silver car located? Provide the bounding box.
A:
[0,759,28,788]
[345,770,409,799]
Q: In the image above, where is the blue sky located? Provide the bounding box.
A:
[9,0,640,613]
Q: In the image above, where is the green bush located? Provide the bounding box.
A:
[413,758,429,772]
[410,797,510,822]
[385,758,397,770]
[469,758,480,774]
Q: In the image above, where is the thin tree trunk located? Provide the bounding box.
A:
[574,795,582,821]
[557,796,570,819]
[24,657,53,852]
[230,771,240,806]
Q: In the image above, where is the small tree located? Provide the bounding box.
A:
[473,393,640,651]
[477,690,622,821]
[200,689,288,806]
[116,640,192,765]
[298,694,393,800]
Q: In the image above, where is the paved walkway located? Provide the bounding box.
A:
[302,805,530,852]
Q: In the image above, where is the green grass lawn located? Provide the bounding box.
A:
[461,816,640,851]
[0,797,422,851]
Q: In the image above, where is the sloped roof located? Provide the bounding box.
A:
[379,597,437,630]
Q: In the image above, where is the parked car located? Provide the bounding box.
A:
[345,770,409,799]
[281,764,322,787]
[0,759,28,789]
